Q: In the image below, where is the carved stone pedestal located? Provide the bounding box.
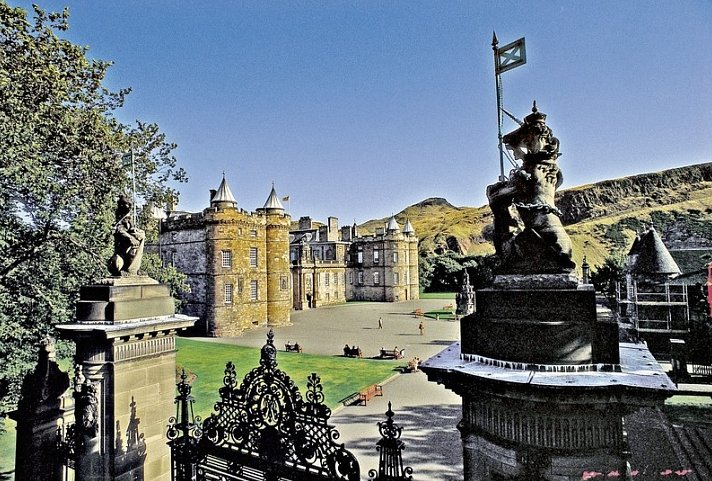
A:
[461,282,619,365]
[57,277,196,481]
[423,275,675,480]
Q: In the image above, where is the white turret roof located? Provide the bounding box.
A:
[403,219,415,234]
[386,215,400,232]
[211,175,237,207]
[263,184,285,210]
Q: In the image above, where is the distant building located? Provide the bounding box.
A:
[156,176,420,335]
[290,215,420,309]
[617,224,689,353]
[158,176,291,336]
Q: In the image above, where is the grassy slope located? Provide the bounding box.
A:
[359,168,712,269]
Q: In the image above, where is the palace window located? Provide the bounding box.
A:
[393,251,398,263]
[224,284,233,304]
[250,248,258,267]
[373,249,380,264]
[348,272,353,285]
[221,250,232,268]
[333,273,338,285]
[374,272,380,285]
[171,252,177,267]
[250,229,257,237]
[325,273,330,286]
[250,280,258,300]
[238,277,244,294]
[394,272,400,284]
[358,272,364,285]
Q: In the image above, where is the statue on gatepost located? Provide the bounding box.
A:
[108,194,145,276]
[486,102,575,275]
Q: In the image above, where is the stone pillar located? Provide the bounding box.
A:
[57,276,196,481]
[10,339,70,481]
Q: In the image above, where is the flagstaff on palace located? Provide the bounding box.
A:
[492,32,526,181]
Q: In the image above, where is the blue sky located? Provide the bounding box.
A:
[12,1,712,225]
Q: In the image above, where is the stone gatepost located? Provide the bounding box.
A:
[57,276,196,481]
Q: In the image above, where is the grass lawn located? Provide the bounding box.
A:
[419,291,456,300]
[0,418,15,478]
[0,338,401,477]
[176,338,402,418]
[663,395,712,426]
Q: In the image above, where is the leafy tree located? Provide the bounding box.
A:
[420,252,499,292]
[589,252,626,305]
[0,4,186,421]
[140,252,190,310]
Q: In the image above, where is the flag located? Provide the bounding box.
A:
[121,152,133,167]
[282,196,290,202]
[495,37,526,75]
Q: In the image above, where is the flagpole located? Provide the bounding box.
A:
[130,147,137,225]
[492,32,506,182]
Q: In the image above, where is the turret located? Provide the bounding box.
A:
[261,184,291,325]
[210,175,237,210]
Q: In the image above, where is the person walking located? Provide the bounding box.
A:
[418,320,425,336]
[378,316,383,329]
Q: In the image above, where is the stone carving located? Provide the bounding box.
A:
[76,379,99,438]
[487,102,575,274]
[108,194,145,276]
[17,338,70,412]
[455,270,475,316]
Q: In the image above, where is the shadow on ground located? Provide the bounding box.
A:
[337,403,462,480]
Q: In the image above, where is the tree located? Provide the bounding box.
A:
[0,4,187,420]
[589,253,626,305]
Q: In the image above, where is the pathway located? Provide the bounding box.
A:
[198,299,464,480]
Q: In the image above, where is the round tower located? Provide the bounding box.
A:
[261,185,292,325]
[404,219,420,300]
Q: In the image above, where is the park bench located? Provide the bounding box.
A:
[343,345,362,358]
[339,384,383,406]
[413,308,424,318]
[443,303,454,311]
[358,384,383,405]
[284,342,303,353]
[380,348,405,360]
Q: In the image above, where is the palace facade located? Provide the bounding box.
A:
[158,176,419,336]
[290,215,420,309]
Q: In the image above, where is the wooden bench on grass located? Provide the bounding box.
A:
[340,384,383,406]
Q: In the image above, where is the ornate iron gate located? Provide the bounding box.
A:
[167,330,360,481]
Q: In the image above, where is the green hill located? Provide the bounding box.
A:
[359,162,712,269]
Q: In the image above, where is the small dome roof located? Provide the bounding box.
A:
[263,184,284,211]
[211,175,237,207]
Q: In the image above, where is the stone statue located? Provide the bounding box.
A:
[487,102,575,274]
[108,194,145,276]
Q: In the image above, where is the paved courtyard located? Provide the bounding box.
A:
[198,299,464,480]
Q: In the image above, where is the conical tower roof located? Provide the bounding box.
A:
[403,218,415,235]
[211,175,237,208]
[631,226,681,277]
[263,184,285,211]
[386,215,400,232]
